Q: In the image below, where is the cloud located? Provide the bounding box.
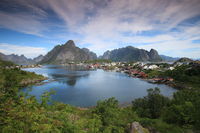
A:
[73,0,200,57]
[0,0,200,58]
[0,11,48,36]
[0,0,51,36]
[0,43,47,58]
[46,0,110,30]
[138,40,200,58]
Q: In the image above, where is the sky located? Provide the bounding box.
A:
[0,0,200,59]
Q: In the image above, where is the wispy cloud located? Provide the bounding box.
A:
[0,0,200,58]
[74,0,200,57]
[0,11,48,36]
[0,43,47,58]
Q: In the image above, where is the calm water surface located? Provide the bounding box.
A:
[21,65,176,107]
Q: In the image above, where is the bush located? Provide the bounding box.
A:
[132,88,170,118]
[162,89,200,129]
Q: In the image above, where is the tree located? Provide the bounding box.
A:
[162,89,200,129]
[132,88,170,119]
[93,97,125,132]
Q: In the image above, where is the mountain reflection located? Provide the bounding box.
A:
[50,72,89,86]
[66,78,76,86]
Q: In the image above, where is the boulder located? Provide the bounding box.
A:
[129,122,149,133]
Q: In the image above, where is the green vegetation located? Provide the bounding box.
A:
[162,89,200,128]
[0,59,15,67]
[133,88,200,132]
[144,63,200,89]
[0,68,45,88]
[143,69,163,78]
[0,60,200,132]
[0,60,45,95]
[164,65,200,88]
[132,88,170,119]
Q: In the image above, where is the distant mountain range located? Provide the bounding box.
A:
[0,52,44,65]
[101,46,162,62]
[174,57,193,63]
[33,55,44,63]
[40,40,97,64]
[1,40,197,64]
[159,55,180,62]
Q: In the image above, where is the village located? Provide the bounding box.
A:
[85,59,200,85]
[86,62,175,84]
[2,58,199,87]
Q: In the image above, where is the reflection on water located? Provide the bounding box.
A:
[21,65,176,107]
[66,79,76,86]
[51,72,89,86]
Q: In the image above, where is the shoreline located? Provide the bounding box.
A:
[20,77,48,87]
[20,66,179,109]
[103,69,183,90]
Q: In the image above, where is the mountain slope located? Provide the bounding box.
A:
[0,58,15,67]
[33,55,44,63]
[82,48,97,60]
[0,52,45,65]
[173,57,193,65]
[0,52,34,65]
[40,40,97,64]
[101,46,162,62]
[160,55,180,62]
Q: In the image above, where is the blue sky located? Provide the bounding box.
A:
[0,0,200,59]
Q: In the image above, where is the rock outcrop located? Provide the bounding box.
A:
[129,122,149,133]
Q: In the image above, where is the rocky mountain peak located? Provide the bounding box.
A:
[33,55,44,63]
[150,48,157,53]
[82,48,90,52]
[148,49,162,61]
[126,46,133,49]
[40,40,97,64]
[149,49,159,57]
[64,40,76,47]
[82,48,97,60]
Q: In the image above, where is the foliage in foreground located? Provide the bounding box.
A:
[132,88,200,132]
[1,87,200,132]
[0,62,200,132]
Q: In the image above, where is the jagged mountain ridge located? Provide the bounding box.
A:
[40,40,97,64]
[160,55,180,62]
[0,52,33,65]
[82,48,97,60]
[33,55,44,63]
[101,46,162,62]
[0,52,44,65]
[1,40,177,64]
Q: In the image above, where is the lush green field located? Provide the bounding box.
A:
[0,60,200,132]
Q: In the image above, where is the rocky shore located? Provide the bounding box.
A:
[20,77,47,86]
